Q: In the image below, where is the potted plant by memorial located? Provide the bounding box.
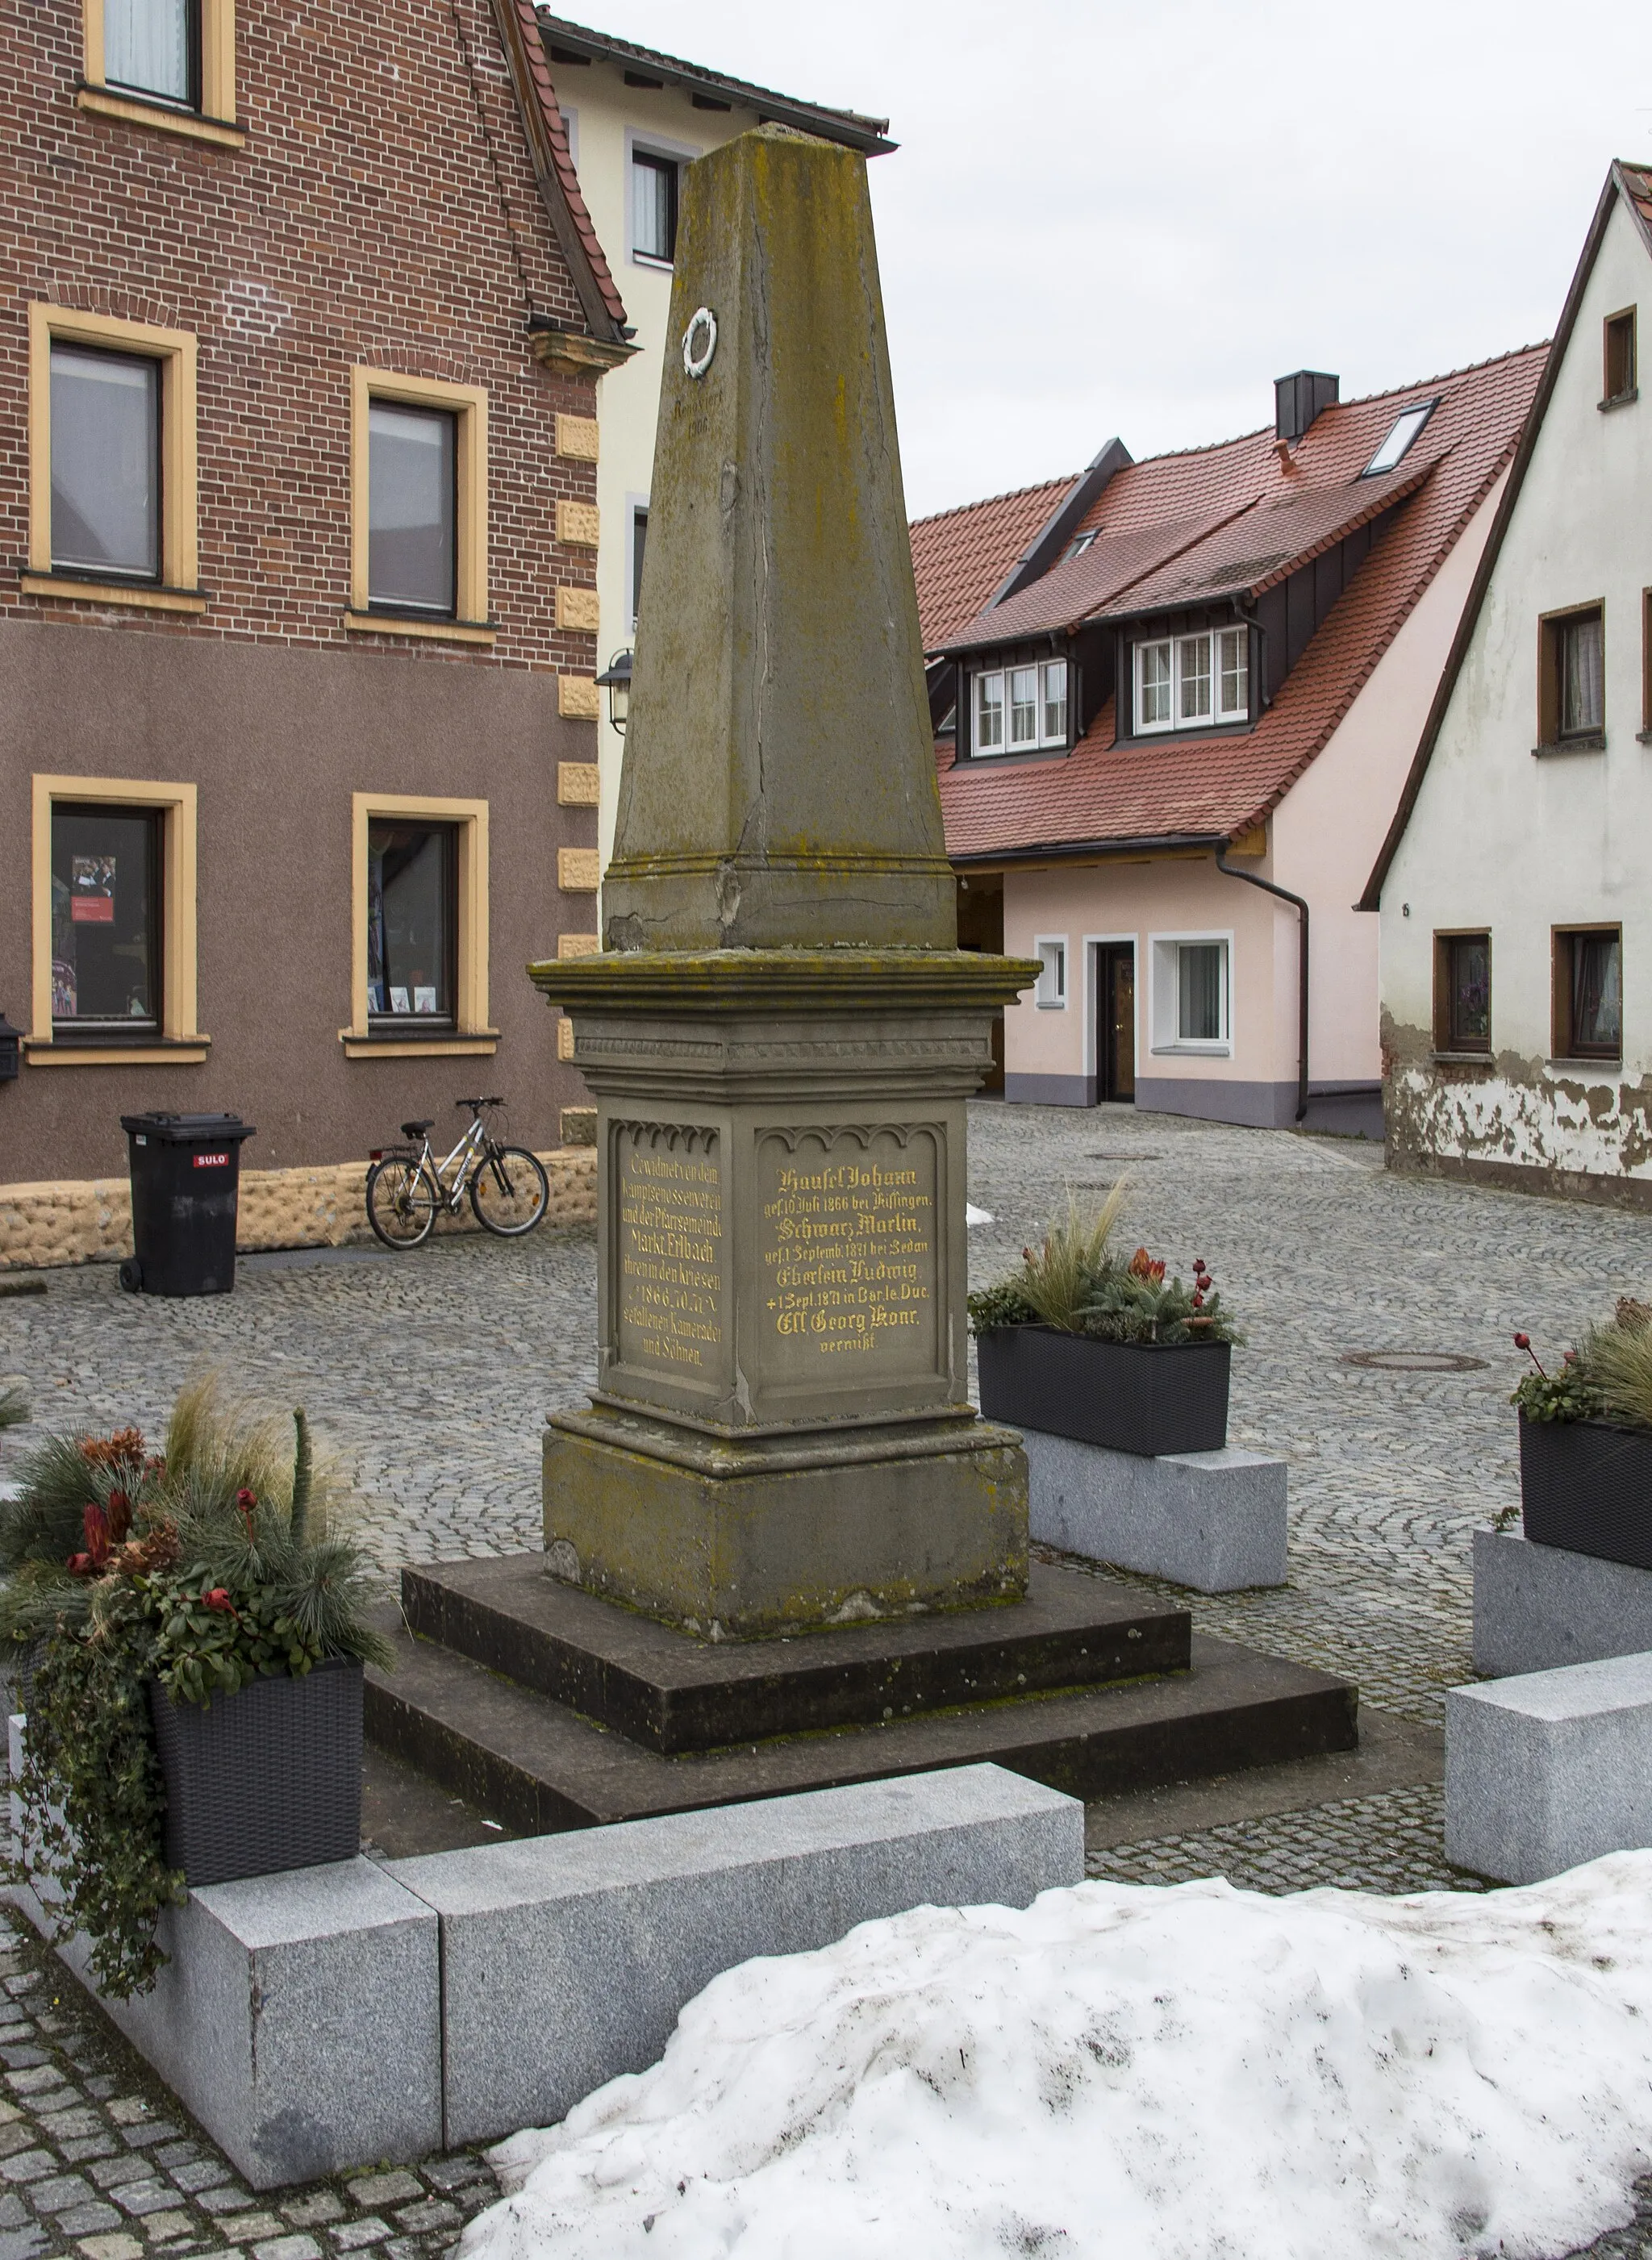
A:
[969,1187,1242,1456]
[1512,1300,1652,1569]
[0,1376,393,1999]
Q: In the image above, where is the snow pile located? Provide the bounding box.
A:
[466,1858,1652,2260]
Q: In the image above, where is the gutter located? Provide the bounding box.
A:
[949,832,1225,869]
[1214,844,1308,1123]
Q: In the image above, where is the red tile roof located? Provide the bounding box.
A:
[494,0,629,339]
[920,346,1548,859]
[910,475,1076,651]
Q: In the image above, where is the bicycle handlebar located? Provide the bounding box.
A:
[456,1095,505,1112]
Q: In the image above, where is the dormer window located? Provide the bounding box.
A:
[1362,400,1436,477]
[1134,629,1248,734]
[972,658,1068,756]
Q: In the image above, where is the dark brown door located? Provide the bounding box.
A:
[1098,944,1136,1103]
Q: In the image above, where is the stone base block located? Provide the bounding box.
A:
[1445,1653,1652,1884]
[15,1853,440,2187]
[1024,1428,1287,1592]
[544,1405,1028,1636]
[386,1763,1082,2147]
[1473,1525,1652,1677]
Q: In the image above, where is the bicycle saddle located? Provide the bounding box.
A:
[401,1119,434,1138]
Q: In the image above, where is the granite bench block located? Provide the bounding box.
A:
[390,1761,1083,2145]
[9,1805,440,2189]
[1024,1428,1288,1592]
[1445,1653,1652,1884]
[1473,1526,1652,1678]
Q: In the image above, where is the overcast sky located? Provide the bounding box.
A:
[562,0,1652,519]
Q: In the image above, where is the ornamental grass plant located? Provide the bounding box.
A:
[1,1374,393,1998]
[1512,1299,1652,1429]
[966,1185,1241,1347]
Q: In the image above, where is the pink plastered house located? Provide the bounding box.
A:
[912,352,1545,1132]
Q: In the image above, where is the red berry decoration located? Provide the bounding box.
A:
[1513,1332,1530,1349]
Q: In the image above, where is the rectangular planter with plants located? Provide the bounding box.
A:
[969,1186,1241,1458]
[0,1379,393,1997]
[1512,1305,1652,1571]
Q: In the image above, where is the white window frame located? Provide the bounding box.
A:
[625,129,700,271]
[1149,930,1233,1056]
[1134,630,1249,735]
[626,491,649,632]
[970,657,1070,757]
[1033,936,1068,1009]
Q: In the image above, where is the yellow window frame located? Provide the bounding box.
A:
[77,0,241,144]
[27,773,207,1067]
[343,793,496,1058]
[344,369,492,643]
[24,304,202,612]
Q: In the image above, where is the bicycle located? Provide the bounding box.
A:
[365,1097,550,1249]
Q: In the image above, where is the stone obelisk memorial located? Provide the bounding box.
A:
[532,126,1040,1637]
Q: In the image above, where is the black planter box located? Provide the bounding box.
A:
[976,1328,1231,1457]
[1518,1411,1652,1571]
[148,1657,363,1888]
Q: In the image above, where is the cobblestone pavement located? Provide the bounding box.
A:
[0,1903,501,2260]
[4,1104,1652,2258]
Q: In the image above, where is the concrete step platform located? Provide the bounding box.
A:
[399,1555,1191,1753]
[365,1614,1357,1833]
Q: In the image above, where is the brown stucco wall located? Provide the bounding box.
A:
[0,623,590,1178]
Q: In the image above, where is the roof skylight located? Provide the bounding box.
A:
[1066,529,1098,560]
[1362,400,1436,477]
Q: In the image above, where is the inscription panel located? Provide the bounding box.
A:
[757,1127,939,1385]
[615,1125,727,1382]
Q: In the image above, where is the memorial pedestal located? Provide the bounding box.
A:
[533,952,1037,1637]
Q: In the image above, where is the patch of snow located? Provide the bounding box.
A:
[964,1203,994,1226]
[469,1860,1652,2260]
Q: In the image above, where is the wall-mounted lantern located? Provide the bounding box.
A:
[595,648,633,736]
[0,1014,21,1084]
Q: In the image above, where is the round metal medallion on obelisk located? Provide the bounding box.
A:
[530,124,1039,1639]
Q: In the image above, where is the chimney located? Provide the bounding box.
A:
[1274,370,1339,446]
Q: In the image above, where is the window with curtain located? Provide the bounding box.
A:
[1555,929,1622,1059]
[51,346,161,580]
[103,0,197,104]
[1136,629,1249,732]
[50,804,161,1032]
[971,659,1069,756]
[367,823,457,1024]
[1560,611,1604,738]
[1177,942,1225,1042]
[1436,932,1491,1053]
[368,402,457,615]
[632,152,679,262]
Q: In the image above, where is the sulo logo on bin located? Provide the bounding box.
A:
[192,1151,230,1169]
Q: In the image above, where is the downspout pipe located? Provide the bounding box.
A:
[1214,842,1309,1124]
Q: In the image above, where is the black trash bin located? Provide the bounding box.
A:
[119,1112,257,1296]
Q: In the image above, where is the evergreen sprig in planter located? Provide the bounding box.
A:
[970,1188,1241,1459]
[0,1382,393,1996]
[1511,1307,1652,1570]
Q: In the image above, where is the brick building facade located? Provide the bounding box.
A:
[0,0,630,1193]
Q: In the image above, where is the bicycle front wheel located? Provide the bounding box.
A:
[366,1157,440,1249]
[469,1145,550,1236]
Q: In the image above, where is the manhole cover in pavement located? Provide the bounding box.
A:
[1086,1152,1160,1161]
[1340,1349,1488,1374]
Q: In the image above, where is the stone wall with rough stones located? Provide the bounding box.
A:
[0,1150,596,1271]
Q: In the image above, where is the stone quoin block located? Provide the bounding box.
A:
[557,848,601,893]
[13,1845,440,2189]
[1473,1525,1652,1677]
[555,586,601,633]
[555,414,600,461]
[1024,1430,1288,1592]
[557,674,600,721]
[556,761,601,807]
[1445,1652,1652,1884]
[387,1764,1083,2145]
[556,932,600,961]
[556,500,601,548]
